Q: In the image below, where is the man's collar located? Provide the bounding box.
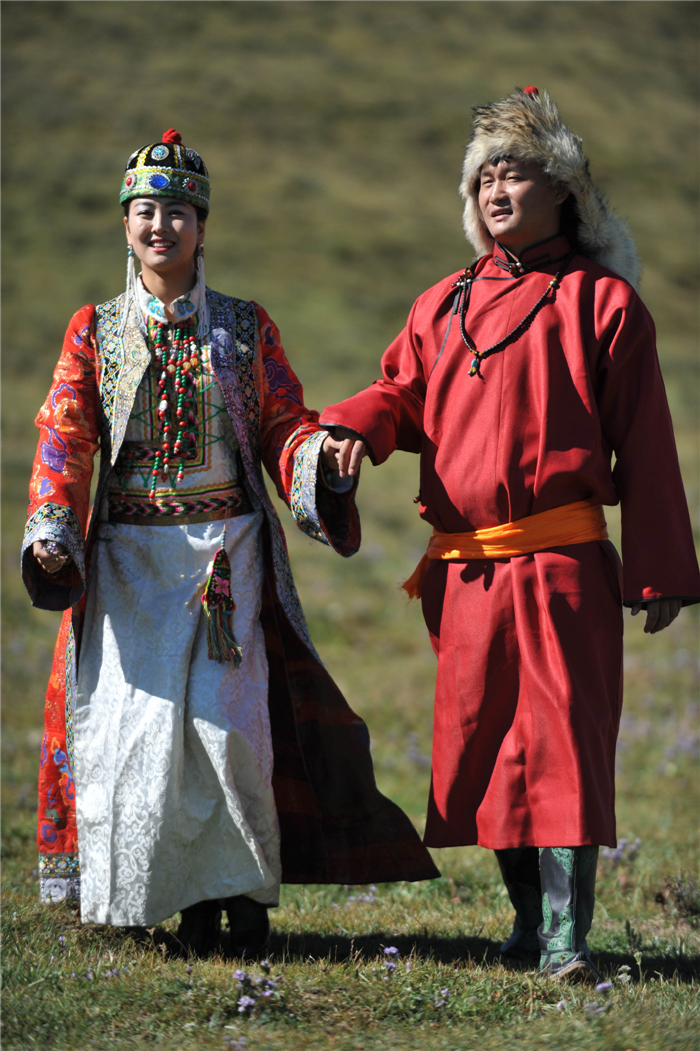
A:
[492,234,572,275]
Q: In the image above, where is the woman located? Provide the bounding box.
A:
[23,129,438,956]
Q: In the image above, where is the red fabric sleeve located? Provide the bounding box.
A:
[594,283,700,604]
[255,304,323,503]
[28,304,100,531]
[320,298,427,464]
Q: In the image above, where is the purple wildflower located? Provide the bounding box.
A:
[405,961,412,972]
[596,981,613,992]
[58,936,66,947]
[237,995,256,1014]
[556,1000,566,1011]
[50,955,55,963]
[383,946,399,957]
[384,960,397,974]
[233,968,246,981]
[601,837,642,867]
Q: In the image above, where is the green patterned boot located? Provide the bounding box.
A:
[495,848,542,965]
[538,846,601,982]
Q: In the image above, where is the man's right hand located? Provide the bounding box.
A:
[322,428,367,478]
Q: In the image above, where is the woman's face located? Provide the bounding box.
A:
[124,197,205,279]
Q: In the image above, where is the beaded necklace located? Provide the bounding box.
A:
[148,315,200,499]
[455,251,574,378]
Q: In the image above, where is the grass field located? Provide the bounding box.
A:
[2,3,699,1049]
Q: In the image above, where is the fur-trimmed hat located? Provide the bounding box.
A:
[459,86,640,288]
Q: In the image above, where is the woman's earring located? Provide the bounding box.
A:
[119,244,145,337]
[195,244,209,340]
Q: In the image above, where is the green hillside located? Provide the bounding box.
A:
[2,4,698,1050]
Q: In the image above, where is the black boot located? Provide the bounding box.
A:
[224,895,271,958]
[176,899,222,957]
[495,847,542,965]
[538,847,601,982]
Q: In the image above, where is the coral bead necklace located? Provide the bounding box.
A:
[148,316,200,499]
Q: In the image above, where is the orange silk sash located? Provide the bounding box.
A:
[402,500,608,600]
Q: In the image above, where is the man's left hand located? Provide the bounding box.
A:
[630,598,682,634]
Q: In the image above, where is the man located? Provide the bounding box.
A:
[320,88,700,980]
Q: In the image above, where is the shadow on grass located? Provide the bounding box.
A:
[143,925,700,983]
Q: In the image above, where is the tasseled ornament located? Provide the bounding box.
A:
[119,245,147,338]
[201,546,243,666]
[194,245,210,341]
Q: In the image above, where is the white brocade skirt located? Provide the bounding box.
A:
[74,512,281,927]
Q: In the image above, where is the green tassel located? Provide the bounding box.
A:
[201,547,243,666]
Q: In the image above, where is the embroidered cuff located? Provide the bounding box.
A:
[22,503,85,610]
[290,430,329,544]
[39,852,81,905]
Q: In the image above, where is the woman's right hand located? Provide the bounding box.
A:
[33,540,69,574]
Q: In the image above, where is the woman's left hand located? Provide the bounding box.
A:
[33,540,69,575]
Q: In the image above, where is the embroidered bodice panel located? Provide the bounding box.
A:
[109,333,242,510]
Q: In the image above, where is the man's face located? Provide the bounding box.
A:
[478,158,568,255]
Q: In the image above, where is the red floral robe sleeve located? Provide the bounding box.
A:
[255,303,360,556]
[22,304,100,610]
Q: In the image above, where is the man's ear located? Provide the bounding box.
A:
[553,182,570,207]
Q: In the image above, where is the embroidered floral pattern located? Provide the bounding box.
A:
[290,429,330,544]
[64,623,76,775]
[22,503,85,592]
[264,356,303,406]
[551,847,575,877]
[95,295,125,449]
[208,293,318,654]
[28,286,364,906]
[39,851,81,904]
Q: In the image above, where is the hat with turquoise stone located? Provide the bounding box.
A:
[120,128,210,213]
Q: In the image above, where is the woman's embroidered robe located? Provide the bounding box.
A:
[321,236,700,850]
[23,288,439,913]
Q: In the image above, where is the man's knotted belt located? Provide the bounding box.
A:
[403,500,609,600]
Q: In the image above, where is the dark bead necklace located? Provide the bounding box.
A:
[455,251,574,378]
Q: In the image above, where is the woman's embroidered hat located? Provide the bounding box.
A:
[460,87,640,288]
[120,129,210,213]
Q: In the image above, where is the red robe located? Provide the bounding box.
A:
[321,235,700,849]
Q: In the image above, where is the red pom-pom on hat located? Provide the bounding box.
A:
[523,86,539,97]
[162,129,182,144]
